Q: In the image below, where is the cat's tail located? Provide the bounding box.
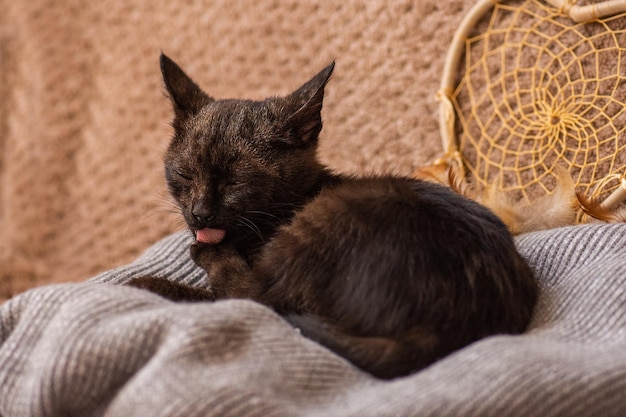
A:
[285,314,441,379]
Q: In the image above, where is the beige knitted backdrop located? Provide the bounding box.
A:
[0,0,468,299]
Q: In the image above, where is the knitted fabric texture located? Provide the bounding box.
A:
[1,224,625,416]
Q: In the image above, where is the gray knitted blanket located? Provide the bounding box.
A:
[1,224,625,416]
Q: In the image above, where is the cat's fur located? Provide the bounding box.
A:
[129,54,538,379]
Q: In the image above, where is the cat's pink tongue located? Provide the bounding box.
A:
[195,228,226,244]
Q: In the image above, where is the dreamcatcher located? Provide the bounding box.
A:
[428,0,626,226]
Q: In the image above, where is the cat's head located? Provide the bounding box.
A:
[160,54,334,245]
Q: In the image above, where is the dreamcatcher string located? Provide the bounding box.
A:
[437,0,626,212]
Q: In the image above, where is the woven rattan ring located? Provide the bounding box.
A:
[423,0,626,228]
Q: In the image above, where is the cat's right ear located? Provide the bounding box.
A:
[160,53,213,117]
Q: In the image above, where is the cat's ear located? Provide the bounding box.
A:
[160,53,213,117]
[279,61,335,147]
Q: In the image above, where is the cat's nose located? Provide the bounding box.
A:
[191,202,212,225]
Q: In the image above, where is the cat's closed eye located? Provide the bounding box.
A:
[175,170,193,181]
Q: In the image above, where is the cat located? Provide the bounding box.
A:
[128,54,538,379]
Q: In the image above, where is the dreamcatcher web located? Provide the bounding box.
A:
[437,0,626,208]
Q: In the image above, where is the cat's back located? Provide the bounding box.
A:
[276,175,516,271]
[259,175,536,338]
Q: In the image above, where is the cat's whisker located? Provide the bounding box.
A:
[244,210,283,223]
[120,194,186,242]
[139,206,186,234]
[145,206,181,218]
[237,215,265,242]
[269,201,299,207]
[140,197,183,222]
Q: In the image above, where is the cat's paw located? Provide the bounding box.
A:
[189,241,220,270]
[189,241,244,276]
[189,242,256,299]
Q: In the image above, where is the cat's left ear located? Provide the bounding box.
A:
[279,61,335,147]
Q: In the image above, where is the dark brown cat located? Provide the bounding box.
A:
[129,54,538,379]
